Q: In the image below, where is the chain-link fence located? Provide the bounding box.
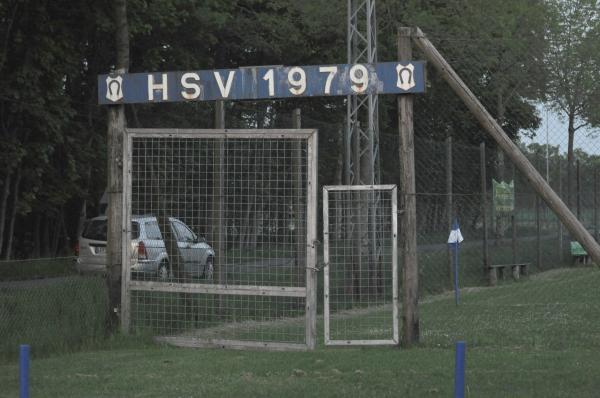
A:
[2,27,599,356]
[0,258,107,359]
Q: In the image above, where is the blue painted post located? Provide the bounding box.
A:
[454,341,466,398]
[19,344,30,398]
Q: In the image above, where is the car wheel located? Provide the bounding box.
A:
[204,257,214,280]
[157,261,170,281]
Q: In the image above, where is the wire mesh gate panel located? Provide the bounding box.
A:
[121,129,318,350]
[323,185,398,345]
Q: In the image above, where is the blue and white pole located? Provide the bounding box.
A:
[448,218,464,306]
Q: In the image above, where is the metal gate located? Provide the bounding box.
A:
[121,129,318,350]
[323,185,398,345]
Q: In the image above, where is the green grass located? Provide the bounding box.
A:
[1,267,599,397]
[0,257,77,281]
[0,276,108,359]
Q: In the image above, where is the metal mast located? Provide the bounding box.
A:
[345,0,380,185]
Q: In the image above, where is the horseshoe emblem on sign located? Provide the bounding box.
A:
[106,75,124,102]
[396,63,415,91]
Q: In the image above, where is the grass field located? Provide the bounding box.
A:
[1,266,599,397]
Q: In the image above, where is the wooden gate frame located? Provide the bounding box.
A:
[120,128,318,351]
[323,184,399,346]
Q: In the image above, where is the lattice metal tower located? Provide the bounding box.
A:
[345,0,380,185]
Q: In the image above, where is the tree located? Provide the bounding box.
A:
[545,0,600,209]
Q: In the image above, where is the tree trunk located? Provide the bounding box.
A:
[33,213,41,258]
[42,216,51,257]
[0,171,11,255]
[4,168,21,259]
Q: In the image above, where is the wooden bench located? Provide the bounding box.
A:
[489,263,529,281]
[570,241,590,265]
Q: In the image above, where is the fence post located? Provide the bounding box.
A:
[20,344,29,398]
[411,28,600,265]
[398,27,419,346]
[558,157,563,263]
[446,136,453,289]
[292,109,305,284]
[213,100,225,315]
[595,166,599,243]
[481,143,493,285]
[536,192,542,270]
[577,159,581,220]
[454,341,466,398]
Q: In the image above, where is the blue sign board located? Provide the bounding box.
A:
[98,61,425,104]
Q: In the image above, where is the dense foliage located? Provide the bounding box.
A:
[0,0,598,259]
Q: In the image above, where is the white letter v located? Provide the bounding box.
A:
[214,71,236,98]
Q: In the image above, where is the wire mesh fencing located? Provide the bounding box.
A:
[123,129,318,349]
[323,185,398,345]
[0,257,107,359]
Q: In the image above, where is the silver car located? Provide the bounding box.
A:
[76,215,215,280]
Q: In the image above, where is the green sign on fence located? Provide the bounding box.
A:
[492,179,514,213]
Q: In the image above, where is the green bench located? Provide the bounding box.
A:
[571,241,590,264]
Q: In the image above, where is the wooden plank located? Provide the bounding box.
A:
[411,27,600,266]
[305,130,318,350]
[398,27,420,347]
[129,281,307,297]
[489,263,529,268]
[292,109,305,287]
[323,184,397,191]
[120,132,132,334]
[391,186,399,344]
[325,339,398,346]
[155,336,309,352]
[323,187,331,344]
[126,128,316,139]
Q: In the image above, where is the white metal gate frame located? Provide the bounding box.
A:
[323,184,398,346]
[120,128,318,351]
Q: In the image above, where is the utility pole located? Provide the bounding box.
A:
[398,27,419,346]
[109,0,129,333]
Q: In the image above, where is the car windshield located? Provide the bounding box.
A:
[82,219,139,240]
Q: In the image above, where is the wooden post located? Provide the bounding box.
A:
[511,214,518,277]
[109,93,125,332]
[398,27,419,346]
[214,100,225,314]
[411,27,600,265]
[110,0,129,334]
[292,109,305,284]
[305,131,318,350]
[446,136,453,289]
[481,143,494,285]
[510,162,526,271]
